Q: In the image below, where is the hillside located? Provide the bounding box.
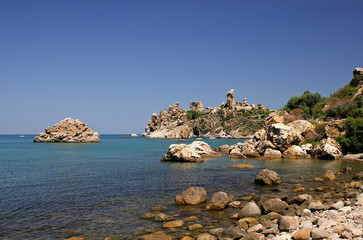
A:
[144,90,270,138]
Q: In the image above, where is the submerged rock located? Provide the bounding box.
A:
[161,141,223,162]
[175,187,207,205]
[255,169,281,185]
[34,118,100,143]
[206,192,229,210]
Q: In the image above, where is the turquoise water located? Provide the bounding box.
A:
[0,135,362,239]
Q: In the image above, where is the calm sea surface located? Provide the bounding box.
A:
[0,135,362,239]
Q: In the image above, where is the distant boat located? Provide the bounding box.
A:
[19,135,25,138]
[196,138,202,140]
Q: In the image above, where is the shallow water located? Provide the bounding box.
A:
[0,135,362,239]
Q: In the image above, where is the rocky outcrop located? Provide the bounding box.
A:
[34,118,100,143]
[312,137,343,160]
[227,119,319,159]
[144,90,270,139]
[225,89,235,107]
[161,141,223,162]
[353,67,363,76]
[325,119,346,138]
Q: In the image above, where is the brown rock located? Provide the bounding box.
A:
[322,170,336,180]
[181,236,195,240]
[232,163,255,169]
[163,220,184,228]
[34,118,100,143]
[262,198,288,213]
[138,232,173,240]
[255,169,281,185]
[206,192,229,210]
[263,148,282,159]
[214,144,230,153]
[188,224,203,231]
[279,216,299,231]
[283,145,309,158]
[292,227,311,240]
[175,187,207,205]
[325,119,346,138]
[293,187,306,192]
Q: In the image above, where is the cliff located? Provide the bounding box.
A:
[34,118,100,143]
[144,90,270,139]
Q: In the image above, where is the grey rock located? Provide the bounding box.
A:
[308,200,325,210]
[238,202,261,218]
[262,198,288,213]
[311,228,329,239]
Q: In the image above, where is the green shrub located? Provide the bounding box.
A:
[350,75,363,87]
[336,117,363,154]
[186,110,203,120]
[283,90,324,117]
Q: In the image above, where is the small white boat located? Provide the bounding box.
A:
[196,138,202,140]
[19,135,25,138]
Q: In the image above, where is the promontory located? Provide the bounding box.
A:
[34,118,100,143]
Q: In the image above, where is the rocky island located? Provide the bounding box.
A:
[34,118,100,143]
[145,89,270,139]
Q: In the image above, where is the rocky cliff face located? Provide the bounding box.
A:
[34,118,100,143]
[144,90,270,139]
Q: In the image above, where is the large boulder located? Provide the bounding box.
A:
[261,198,288,213]
[229,141,260,158]
[161,141,222,162]
[34,118,100,143]
[266,123,303,151]
[288,120,317,141]
[283,145,310,158]
[263,148,282,159]
[325,120,346,138]
[264,111,288,126]
[255,169,281,185]
[206,192,230,210]
[175,187,207,205]
[312,137,343,160]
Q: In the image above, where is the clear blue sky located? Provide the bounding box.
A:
[0,0,362,134]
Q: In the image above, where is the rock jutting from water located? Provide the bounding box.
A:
[161,141,223,162]
[34,118,100,143]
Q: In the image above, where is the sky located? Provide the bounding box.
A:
[0,0,362,134]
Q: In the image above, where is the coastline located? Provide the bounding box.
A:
[135,163,363,240]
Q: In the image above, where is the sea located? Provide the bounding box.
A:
[0,134,362,239]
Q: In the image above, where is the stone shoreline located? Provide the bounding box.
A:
[136,168,363,240]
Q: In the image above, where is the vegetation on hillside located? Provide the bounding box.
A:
[336,117,363,154]
[283,91,325,117]
[282,74,363,154]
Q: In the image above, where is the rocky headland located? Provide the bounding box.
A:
[34,118,100,143]
[144,89,270,139]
